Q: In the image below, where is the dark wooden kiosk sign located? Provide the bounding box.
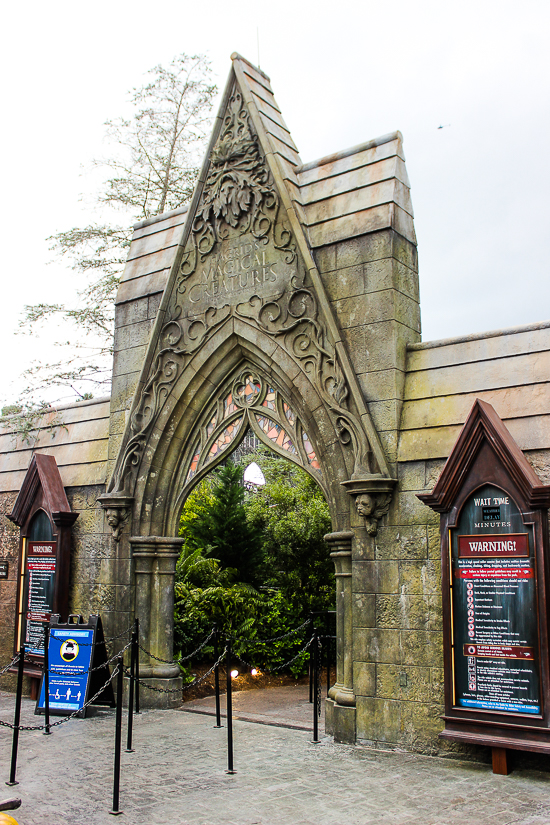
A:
[419,399,550,774]
[7,454,78,695]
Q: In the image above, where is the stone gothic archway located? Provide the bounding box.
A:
[99,55,400,737]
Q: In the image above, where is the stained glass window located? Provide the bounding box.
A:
[236,375,261,404]
[223,392,238,418]
[303,431,321,470]
[283,402,295,426]
[206,412,218,436]
[262,387,277,411]
[185,442,201,485]
[206,416,243,463]
[255,414,297,454]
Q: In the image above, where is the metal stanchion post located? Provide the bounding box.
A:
[134,618,140,715]
[43,626,51,735]
[213,625,222,728]
[326,635,331,697]
[109,657,124,816]
[312,628,320,744]
[7,646,25,786]
[308,612,314,703]
[126,624,136,753]
[225,641,236,774]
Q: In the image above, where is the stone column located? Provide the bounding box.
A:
[324,530,356,743]
[325,531,354,705]
[132,546,154,673]
[130,536,183,707]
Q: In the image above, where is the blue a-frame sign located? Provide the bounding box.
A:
[36,614,115,718]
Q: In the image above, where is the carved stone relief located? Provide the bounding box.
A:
[355,492,393,536]
[108,82,381,498]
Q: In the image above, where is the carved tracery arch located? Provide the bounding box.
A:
[176,367,325,504]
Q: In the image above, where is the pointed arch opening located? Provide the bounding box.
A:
[173,405,336,692]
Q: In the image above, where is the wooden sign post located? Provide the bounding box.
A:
[419,399,550,774]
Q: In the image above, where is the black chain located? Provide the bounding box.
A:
[126,646,228,694]
[181,648,227,692]
[234,635,314,674]
[0,654,20,676]
[177,628,216,663]
[139,627,215,665]
[0,668,119,732]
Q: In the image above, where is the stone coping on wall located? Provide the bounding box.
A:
[408,319,550,351]
[399,321,550,462]
[0,395,111,493]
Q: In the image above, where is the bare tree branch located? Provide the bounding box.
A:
[14,53,216,411]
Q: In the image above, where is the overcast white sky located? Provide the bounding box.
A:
[1,0,549,406]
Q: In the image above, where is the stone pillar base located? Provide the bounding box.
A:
[325,697,356,744]
[126,676,182,709]
[325,697,335,735]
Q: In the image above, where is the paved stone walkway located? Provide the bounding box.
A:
[181,683,324,730]
[2,688,550,825]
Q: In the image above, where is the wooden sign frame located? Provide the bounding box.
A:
[7,454,78,690]
[419,399,550,774]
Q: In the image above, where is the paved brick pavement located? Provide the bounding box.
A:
[181,683,324,730]
[2,688,550,825]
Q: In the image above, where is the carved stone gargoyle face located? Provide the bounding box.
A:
[355,492,392,536]
[356,493,375,518]
[105,507,129,542]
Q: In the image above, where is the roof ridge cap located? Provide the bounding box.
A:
[133,205,188,232]
[230,52,271,83]
[297,131,403,174]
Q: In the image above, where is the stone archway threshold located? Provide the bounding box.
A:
[179,683,325,732]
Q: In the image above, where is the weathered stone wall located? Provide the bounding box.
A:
[0,397,111,682]
[107,207,187,484]
[0,491,20,688]
[352,457,445,753]
[351,321,550,756]
[66,484,118,633]
[314,228,420,469]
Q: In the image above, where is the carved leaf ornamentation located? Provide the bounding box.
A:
[235,288,373,476]
[109,83,376,495]
[109,305,230,493]
[178,86,296,287]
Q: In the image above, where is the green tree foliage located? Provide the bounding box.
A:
[16,53,217,405]
[183,462,263,584]
[174,453,334,675]
[245,453,334,614]
[174,548,262,654]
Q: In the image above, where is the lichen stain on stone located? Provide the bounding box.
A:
[399,584,408,622]
[369,636,380,659]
